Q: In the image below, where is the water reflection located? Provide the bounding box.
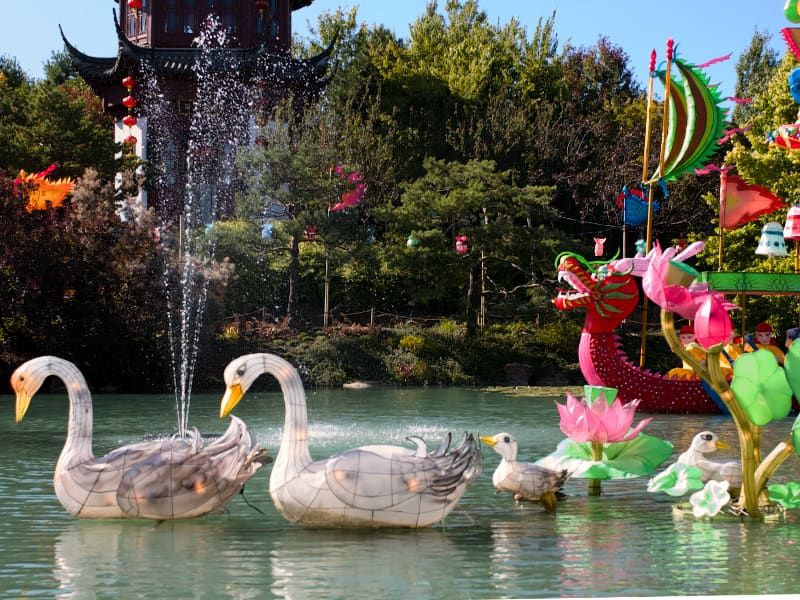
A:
[3,390,800,598]
[268,528,465,599]
[489,513,563,597]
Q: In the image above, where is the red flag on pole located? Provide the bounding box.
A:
[719,172,785,230]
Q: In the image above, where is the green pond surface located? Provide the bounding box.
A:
[1,386,799,598]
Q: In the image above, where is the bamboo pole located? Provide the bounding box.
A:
[640,39,673,367]
[640,49,657,201]
[718,169,726,271]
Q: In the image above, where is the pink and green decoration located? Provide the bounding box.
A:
[538,386,673,496]
[642,241,800,518]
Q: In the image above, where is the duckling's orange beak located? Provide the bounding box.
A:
[220,383,244,418]
[479,435,497,447]
[715,439,731,450]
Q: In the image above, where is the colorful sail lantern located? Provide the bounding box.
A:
[13,164,74,212]
[783,27,800,61]
[649,57,728,183]
[787,0,800,22]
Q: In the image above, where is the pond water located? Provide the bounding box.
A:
[2,386,799,598]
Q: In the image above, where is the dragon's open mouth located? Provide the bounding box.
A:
[556,269,590,303]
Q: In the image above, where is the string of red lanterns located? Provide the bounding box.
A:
[121,75,138,151]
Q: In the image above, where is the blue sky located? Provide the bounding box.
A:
[0,1,793,99]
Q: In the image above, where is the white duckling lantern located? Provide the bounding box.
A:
[756,221,788,271]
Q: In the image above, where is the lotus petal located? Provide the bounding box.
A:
[690,480,731,517]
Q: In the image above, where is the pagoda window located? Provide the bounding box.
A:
[164,0,197,35]
[256,0,279,40]
[183,0,197,34]
[165,0,179,33]
[270,0,279,39]
[139,0,148,34]
[126,0,148,36]
[207,0,236,33]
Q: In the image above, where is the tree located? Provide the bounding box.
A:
[381,157,558,331]
[731,29,781,126]
[0,57,119,181]
[0,169,169,389]
[237,100,369,329]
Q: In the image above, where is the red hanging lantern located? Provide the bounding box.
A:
[255,0,268,15]
[121,76,139,156]
[127,0,143,10]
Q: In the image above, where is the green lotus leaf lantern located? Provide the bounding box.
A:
[731,350,792,426]
[768,482,800,509]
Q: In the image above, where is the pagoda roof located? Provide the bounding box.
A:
[61,9,334,87]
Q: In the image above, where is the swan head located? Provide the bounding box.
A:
[220,354,270,417]
[689,431,730,455]
[480,432,518,462]
[10,356,62,423]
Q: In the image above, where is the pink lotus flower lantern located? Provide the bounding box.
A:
[693,295,733,350]
[555,391,652,444]
[642,241,738,320]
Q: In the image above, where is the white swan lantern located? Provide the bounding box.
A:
[220,353,482,527]
[11,356,268,519]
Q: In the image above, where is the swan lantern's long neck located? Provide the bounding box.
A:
[254,354,313,477]
[49,359,95,469]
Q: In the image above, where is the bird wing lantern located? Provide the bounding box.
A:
[14,165,74,212]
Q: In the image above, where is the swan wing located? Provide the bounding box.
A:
[324,433,481,511]
[107,418,265,519]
